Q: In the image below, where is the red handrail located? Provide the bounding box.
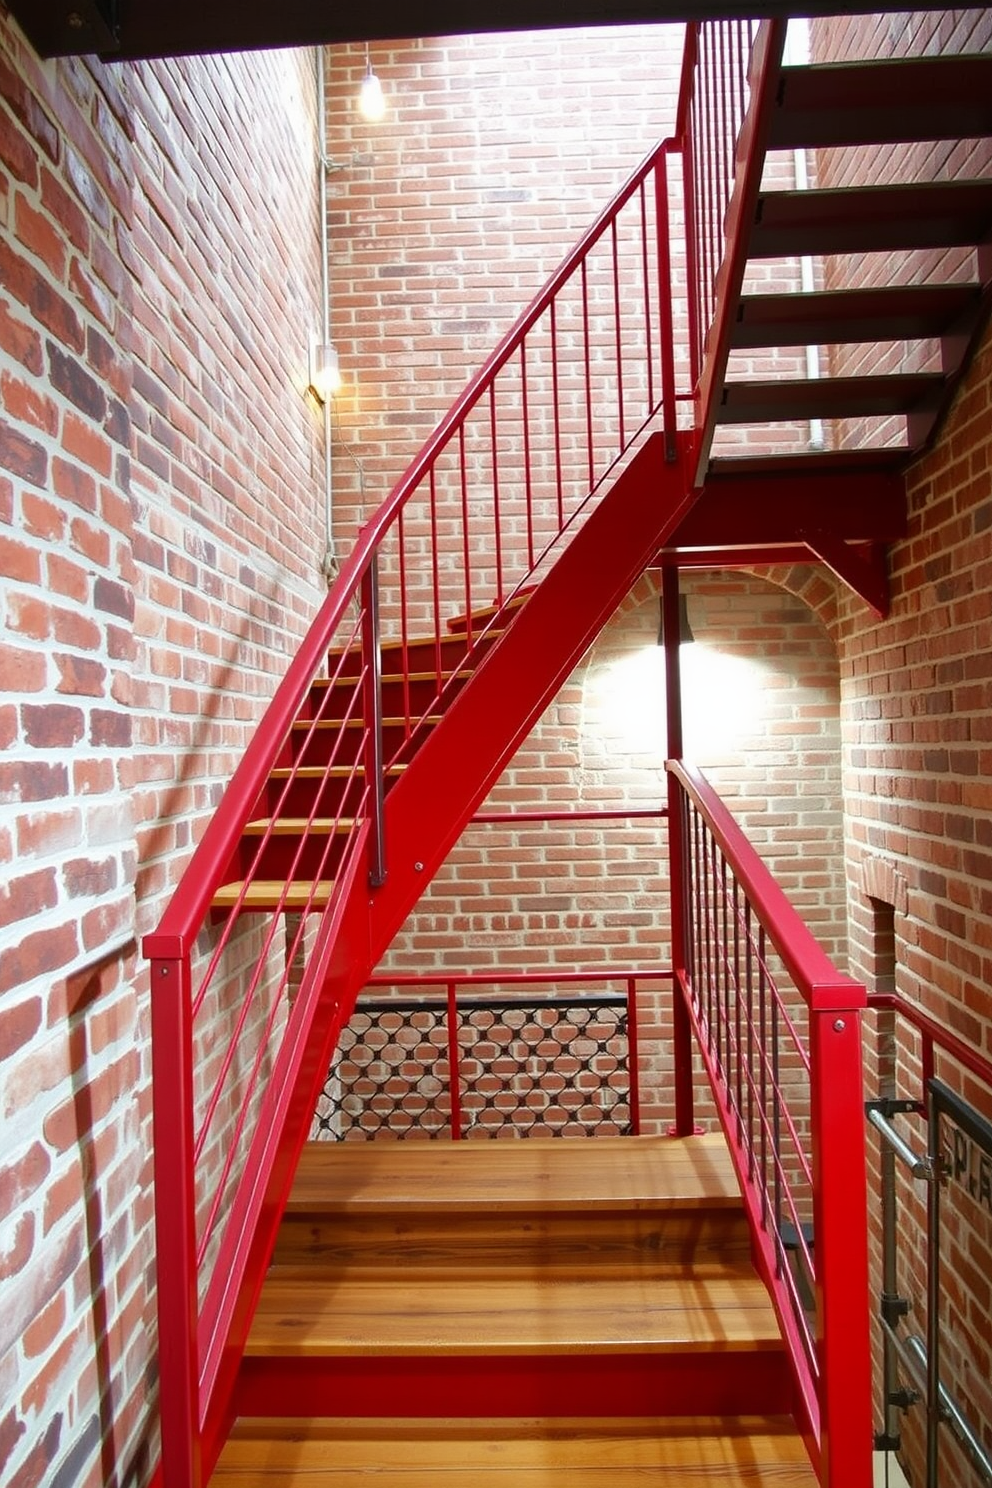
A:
[667,759,873,1488]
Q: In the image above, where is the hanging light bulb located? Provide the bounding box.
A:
[359,43,386,122]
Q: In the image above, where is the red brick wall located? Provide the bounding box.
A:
[0,18,325,1486]
[365,567,847,1136]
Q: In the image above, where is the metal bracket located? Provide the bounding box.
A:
[8,0,119,57]
[874,1430,903,1451]
[881,1290,911,1328]
[866,1097,924,1119]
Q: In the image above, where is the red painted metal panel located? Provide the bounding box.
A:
[234,1349,794,1422]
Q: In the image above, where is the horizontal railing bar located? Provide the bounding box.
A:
[471,807,668,824]
[367,967,674,988]
[904,1334,992,1484]
[350,993,628,1016]
[670,760,864,1013]
[867,991,992,1093]
[866,1104,933,1181]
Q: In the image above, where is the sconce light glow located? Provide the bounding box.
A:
[310,343,342,403]
[359,49,386,122]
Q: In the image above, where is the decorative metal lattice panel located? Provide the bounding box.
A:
[312,995,631,1141]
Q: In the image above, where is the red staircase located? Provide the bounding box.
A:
[144,17,992,1488]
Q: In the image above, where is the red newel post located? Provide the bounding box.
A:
[151,955,201,1488]
[663,565,695,1136]
[810,1000,873,1488]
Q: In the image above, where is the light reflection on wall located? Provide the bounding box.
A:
[591,639,769,764]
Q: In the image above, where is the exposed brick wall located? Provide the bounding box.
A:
[1,16,325,1486]
[367,567,847,1135]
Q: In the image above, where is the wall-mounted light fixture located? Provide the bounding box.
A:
[657,593,695,646]
[309,342,342,404]
[359,43,386,122]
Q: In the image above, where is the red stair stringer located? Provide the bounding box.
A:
[200,430,698,1476]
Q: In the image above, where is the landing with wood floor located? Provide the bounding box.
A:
[212,1135,816,1486]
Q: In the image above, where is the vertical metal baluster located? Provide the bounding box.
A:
[429,464,442,688]
[655,152,678,457]
[521,342,534,571]
[767,922,773,1226]
[638,180,655,417]
[611,214,625,453]
[549,298,564,532]
[581,257,594,489]
[448,982,462,1141]
[626,977,641,1136]
[772,981,782,1275]
[397,506,411,734]
[489,383,503,606]
[459,422,472,650]
[361,556,386,888]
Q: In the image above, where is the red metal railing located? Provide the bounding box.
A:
[145,130,688,1488]
[667,760,873,1488]
[315,968,673,1141]
[677,18,786,479]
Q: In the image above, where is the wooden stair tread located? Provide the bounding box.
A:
[717,372,944,424]
[313,669,471,690]
[291,715,442,731]
[212,880,335,910]
[247,1268,781,1356]
[244,818,358,835]
[731,283,981,349]
[447,588,535,633]
[213,1416,817,1483]
[750,179,992,259]
[286,1134,742,1215]
[269,764,405,780]
[769,53,992,150]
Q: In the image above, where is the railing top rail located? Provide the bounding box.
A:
[669,759,864,1013]
[367,966,675,988]
[867,990,992,1093]
[143,130,679,963]
[357,133,676,556]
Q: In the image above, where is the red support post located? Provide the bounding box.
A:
[663,565,694,1136]
[626,977,641,1136]
[810,1005,873,1488]
[151,956,201,1488]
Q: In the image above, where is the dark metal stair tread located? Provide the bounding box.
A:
[214,1415,819,1484]
[731,283,981,349]
[717,372,945,424]
[706,448,910,479]
[286,1133,742,1216]
[769,54,992,150]
[750,179,992,259]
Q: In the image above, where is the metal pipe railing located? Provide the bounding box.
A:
[668,759,872,1488]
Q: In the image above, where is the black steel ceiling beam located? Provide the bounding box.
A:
[6,0,962,63]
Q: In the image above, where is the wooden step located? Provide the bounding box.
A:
[731,283,981,350]
[247,1264,780,1358]
[717,372,944,425]
[213,1415,818,1485]
[749,179,992,259]
[269,764,406,780]
[291,716,443,734]
[243,818,358,836]
[212,880,335,912]
[768,54,992,151]
[275,1134,751,1269]
[447,588,535,634]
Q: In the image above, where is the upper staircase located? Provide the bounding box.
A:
[692,26,992,485]
[212,1135,817,1487]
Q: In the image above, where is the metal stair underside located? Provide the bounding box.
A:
[704,45,992,480]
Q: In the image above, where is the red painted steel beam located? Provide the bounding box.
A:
[804,533,889,618]
[667,468,907,548]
